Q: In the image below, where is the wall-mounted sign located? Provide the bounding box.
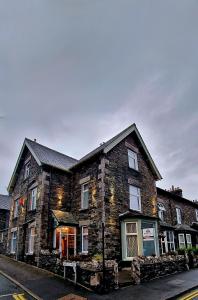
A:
[143,228,154,240]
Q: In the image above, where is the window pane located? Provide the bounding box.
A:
[130,195,140,210]
[126,235,138,257]
[126,223,137,234]
[83,190,89,208]
[83,235,88,252]
[143,240,156,256]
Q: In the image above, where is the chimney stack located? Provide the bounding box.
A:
[169,185,183,197]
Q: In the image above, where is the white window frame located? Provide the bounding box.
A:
[129,185,141,211]
[11,229,17,254]
[125,222,138,259]
[195,209,198,222]
[176,207,182,225]
[178,233,185,248]
[158,203,166,221]
[81,226,88,254]
[128,149,138,170]
[81,183,89,209]
[0,232,3,243]
[14,199,19,218]
[24,162,30,179]
[186,234,192,248]
[28,227,36,254]
[29,188,37,211]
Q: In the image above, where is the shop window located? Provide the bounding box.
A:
[125,222,138,258]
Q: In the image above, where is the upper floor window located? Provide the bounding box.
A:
[14,199,19,218]
[196,209,198,222]
[176,207,182,224]
[0,232,4,243]
[24,162,30,179]
[82,226,88,253]
[128,149,138,170]
[29,188,37,211]
[129,185,141,211]
[81,183,89,209]
[158,203,166,222]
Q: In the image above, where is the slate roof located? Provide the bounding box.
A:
[52,210,78,226]
[25,138,78,171]
[0,194,11,210]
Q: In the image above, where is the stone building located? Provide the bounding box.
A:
[157,186,198,254]
[6,123,198,267]
[0,194,11,253]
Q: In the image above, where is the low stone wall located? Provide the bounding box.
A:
[37,249,63,275]
[131,255,188,284]
[63,259,119,293]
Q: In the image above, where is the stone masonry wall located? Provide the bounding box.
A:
[104,132,157,260]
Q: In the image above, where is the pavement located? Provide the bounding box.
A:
[0,255,198,300]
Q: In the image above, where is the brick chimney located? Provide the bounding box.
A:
[169,185,183,197]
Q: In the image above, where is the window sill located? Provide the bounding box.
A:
[26,253,34,256]
[79,252,88,255]
[79,208,89,212]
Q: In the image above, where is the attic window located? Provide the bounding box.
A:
[128,149,138,170]
[24,162,30,179]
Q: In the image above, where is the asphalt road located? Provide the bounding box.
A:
[176,288,198,300]
[0,274,35,300]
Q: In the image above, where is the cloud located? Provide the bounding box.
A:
[0,0,198,200]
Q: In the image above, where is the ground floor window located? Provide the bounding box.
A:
[186,234,192,248]
[0,232,4,243]
[11,230,17,254]
[54,226,76,259]
[142,222,156,256]
[125,222,138,258]
[178,233,185,248]
[28,227,36,254]
[160,231,175,254]
[81,226,88,254]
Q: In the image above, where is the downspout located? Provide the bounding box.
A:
[47,167,52,248]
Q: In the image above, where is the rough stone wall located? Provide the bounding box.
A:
[7,147,43,261]
[0,229,8,254]
[157,191,198,226]
[0,210,9,230]
[70,157,103,256]
[104,133,157,259]
[40,166,72,251]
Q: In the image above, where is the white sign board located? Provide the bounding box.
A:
[143,228,154,240]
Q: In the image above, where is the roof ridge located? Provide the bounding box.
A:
[25,138,78,162]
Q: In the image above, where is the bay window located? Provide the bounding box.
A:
[186,234,192,248]
[178,233,185,248]
[125,222,138,258]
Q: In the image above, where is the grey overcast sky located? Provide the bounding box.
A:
[0,1,198,199]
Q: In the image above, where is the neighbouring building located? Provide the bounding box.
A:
[157,186,198,254]
[0,194,11,254]
[6,123,198,268]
